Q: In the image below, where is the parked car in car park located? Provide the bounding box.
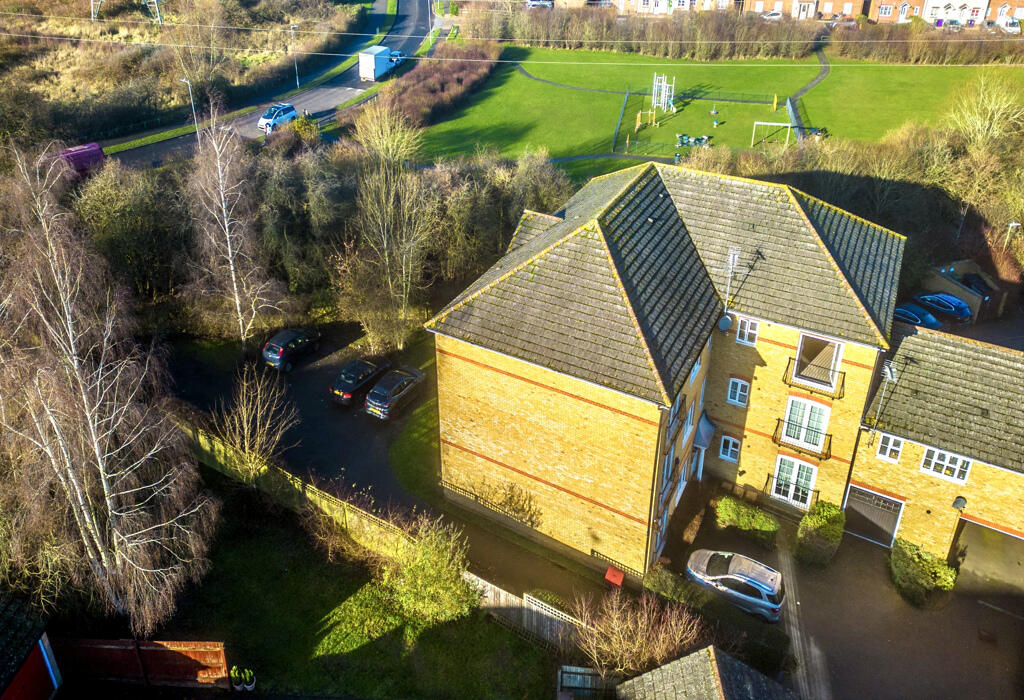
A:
[760,10,783,20]
[365,367,426,420]
[262,328,321,372]
[686,550,786,622]
[913,292,971,324]
[257,103,298,133]
[330,358,392,406]
[893,302,943,330]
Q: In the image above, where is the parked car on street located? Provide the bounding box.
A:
[365,367,426,420]
[832,15,858,28]
[998,17,1021,33]
[893,303,943,330]
[913,292,971,324]
[686,550,785,622]
[262,328,321,372]
[760,10,783,20]
[330,358,392,406]
[526,0,554,7]
[257,103,298,133]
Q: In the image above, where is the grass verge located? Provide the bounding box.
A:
[162,471,555,698]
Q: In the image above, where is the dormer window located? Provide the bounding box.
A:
[794,334,842,389]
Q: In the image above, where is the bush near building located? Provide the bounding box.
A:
[795,501,845,566]
[889,538,958,607]
[713,496,781,550]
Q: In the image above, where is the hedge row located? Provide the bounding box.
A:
[833,21,1024,64]
[795,501,845,566]
[381,42,503,126]
[889,538,957,607]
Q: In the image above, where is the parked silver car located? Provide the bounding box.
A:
[686,549,785,622]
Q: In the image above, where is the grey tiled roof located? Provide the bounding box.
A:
[658,165,899,347]
[0,591,47,692]
[428,163,904,404]
[866,324,1024,473]
[614,646,796,700]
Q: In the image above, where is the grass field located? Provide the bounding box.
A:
[162,473,554,698]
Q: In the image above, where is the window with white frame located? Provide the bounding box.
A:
[921,448,971,483]
[720,436,740,462]
[683,402,695,440]
[689,353,701,385]
[772,455,817,508]
[727,378,750,407]
[667,391,684,443]
[879,4,893,16]
[970,7,980,16]
[754,0,764,10]
[913,5,919,13]
[736,318,759,346]
[823,0,833,11]
[929,5,938,14]
[698,376,706,412]
[876,434,903,462]
[661,443,675,493]
[774,0,783,10]
[782,397,830,450]
[843,1,853,12]
[794,334,842,389]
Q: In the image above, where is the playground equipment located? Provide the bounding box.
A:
[635,73,676,133]
[750,121,795,148]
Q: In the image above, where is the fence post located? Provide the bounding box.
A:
[134,639,150,686]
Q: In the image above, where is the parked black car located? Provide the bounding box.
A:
[913,292,971,324]
[365,367,426,420]
[261,328,320,372]
[329,358,392,406]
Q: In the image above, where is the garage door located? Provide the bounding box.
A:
[844,486,903,547]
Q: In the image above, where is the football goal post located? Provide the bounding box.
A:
[750,121,794,148]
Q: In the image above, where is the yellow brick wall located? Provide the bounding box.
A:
[849,428,1024,556]
[701,316,881,510]
[433,334,663,573]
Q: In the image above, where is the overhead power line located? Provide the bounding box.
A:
[2,28,1023,65]
[4,9,1024,44]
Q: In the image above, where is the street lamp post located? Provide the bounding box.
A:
[180,77,200,149]
[1003,222,1021,252]
[291,25,300,90]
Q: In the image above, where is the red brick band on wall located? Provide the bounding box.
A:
[709,415,851,465]
[437,347,660,427]
[441,439,649,527]
[849,479,905,502]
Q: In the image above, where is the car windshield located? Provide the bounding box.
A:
[768,581,785,605]
[339,362,373,384]
[706,552,732,577]
[261,107,279,119]
[368,386,389,402]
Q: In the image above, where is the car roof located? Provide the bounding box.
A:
[268,329,301,344]
[728,553,782,592]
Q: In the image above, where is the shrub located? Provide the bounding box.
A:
[642,565,790,676]
[889,538,957,607]
[714,496,780,550]
[832,23,1024,64]
[795,501,845,566]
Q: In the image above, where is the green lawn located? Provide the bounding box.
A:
[163,473,554,697]
[556,158,647,183]
[800,58,1024,141]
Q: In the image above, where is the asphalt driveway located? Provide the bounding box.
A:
[678,517,1024,699]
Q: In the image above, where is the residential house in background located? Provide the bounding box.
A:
[847,327,1024,566]
[1,591,62,700]
[921,0,991,24]
[626,0,865,17]
[869,0,925,21]
[427,163,905,576]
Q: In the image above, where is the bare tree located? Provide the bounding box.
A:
[571,590,707,679]
[948,73,1024,152]
[188,109,281,348]
[353,100,423,166]
[210,364,298,484]
[0,146,215,636]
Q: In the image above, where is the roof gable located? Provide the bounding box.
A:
[867,325,1024,473]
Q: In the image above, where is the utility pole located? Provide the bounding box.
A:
[180,78,200,150]
[291,25,300,90]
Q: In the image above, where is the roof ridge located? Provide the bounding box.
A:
[791,187,907,243]
[784,187,889,349]
[425,224,586,330]
[588,162,649,184]
[655,161,792,193]
[592,219,672,406]
[594,162,657,221]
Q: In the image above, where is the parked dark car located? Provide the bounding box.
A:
[961,273,995,300]
[365,367,426,420]
[913,292,971,324]
[686,550,785,622]
[329,358,392,406]
[893,303,943,330]
[261,328,320,372]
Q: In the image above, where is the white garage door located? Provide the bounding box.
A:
[844,486,903,547]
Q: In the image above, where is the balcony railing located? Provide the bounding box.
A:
[762,474,820,510]
[772,418,832,460]
[783,357,846,399]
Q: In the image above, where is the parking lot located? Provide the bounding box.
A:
[675,518,1024,700]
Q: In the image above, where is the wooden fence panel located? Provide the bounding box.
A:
[463,573,582,648]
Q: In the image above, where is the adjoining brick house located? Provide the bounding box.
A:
[626,0,865,17]
[868,0,925,21]
[426,163,905,575]
[846,326,1024,560]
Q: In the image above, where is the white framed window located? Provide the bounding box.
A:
[794,334,842,389]
[921,448,971,483]
[782,397,830,450]
[879,4,893,16]
[929,6,938,14]
[843,1,853,12]
[727,378,750,407]
[823,0,833,11]
[773,455,817,508]
[754,0,764,10]
[689,353,701,385]
[698,376,706,412]
[668,391,683,424]
[683,402,695,441]
[876,434,903,463]
[720,436,740,462]
[970,7,980,16]
[913,5,919,13]
[736,318,759,346]
[774,0,783,10]
[661,443,675,493]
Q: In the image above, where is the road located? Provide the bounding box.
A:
[111,0,432,169]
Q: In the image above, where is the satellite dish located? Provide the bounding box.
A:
[717,314,733,332]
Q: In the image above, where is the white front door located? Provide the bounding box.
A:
[898,2,909,17]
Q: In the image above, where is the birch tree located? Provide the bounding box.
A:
[0,146,215,635]
[188,111,281,348]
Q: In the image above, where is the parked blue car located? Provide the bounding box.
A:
[893,303,943,330]
[913,292,971,324]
